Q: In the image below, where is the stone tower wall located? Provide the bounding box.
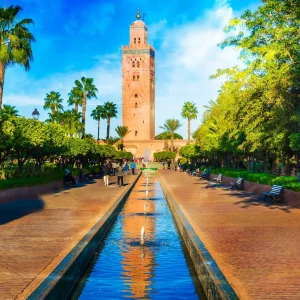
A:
[122,19,155,141]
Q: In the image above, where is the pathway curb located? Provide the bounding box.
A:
[24,172,142,300]
[158,173,239,300]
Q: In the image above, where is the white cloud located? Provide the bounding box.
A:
[154,0,241,137]
[4,0,254,139]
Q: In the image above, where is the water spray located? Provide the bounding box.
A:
[141,226,146,245]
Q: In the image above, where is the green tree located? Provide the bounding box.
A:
[179,143,200,161]
[60,109,83,137]
[44,91,64,115]
[181,102,198,143]
[102,102,118,143]
[159,119,182,151]
[91,105,105,141]
[73,77,98,136]
[68,87,82,113]
[0,5,35,110]
[115,125,130,150]
[0,104,19,120]
[155,132,183,140]
[153,151,176,161]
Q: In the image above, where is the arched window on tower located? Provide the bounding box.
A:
[137,61,140,67]
[134,38,136,44]
[135,102,138,108]
[135,94,138,98]
[137,75,140,81]
[133,75,135,81]
[135,131,138,136]
[132,61,135,67]
[138,38,141,44]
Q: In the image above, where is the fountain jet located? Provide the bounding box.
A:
[141,226,146,245]
[144,204,147,215]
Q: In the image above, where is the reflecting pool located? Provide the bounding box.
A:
[70,174,206,299]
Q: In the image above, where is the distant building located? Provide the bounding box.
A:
[122,10,187,160]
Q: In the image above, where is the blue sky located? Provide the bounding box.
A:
[4,0,259,139]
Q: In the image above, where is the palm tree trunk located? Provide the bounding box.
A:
[0,62,5,111]
[51,107,55,115]
[188,118,191,143]
[82,92,87,137]
[171,132,174,151]
[75,103,78,113]
[97,119,100,141]
[106,117,110,143]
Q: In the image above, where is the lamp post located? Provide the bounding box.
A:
[32,108,40,120]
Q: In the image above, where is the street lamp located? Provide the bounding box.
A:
[32,108,40,120]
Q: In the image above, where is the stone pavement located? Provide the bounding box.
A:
[158,170,300,300]
[0,175,137,300]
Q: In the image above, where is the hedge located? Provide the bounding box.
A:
[210,168,300,192]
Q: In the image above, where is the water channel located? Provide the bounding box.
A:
[70,173,206,299]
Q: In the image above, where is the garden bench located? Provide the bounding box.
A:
[230,177,244,190]
[212,173,223,184]
[262,185,283,202]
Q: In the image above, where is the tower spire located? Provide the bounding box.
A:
[136,8,140,20]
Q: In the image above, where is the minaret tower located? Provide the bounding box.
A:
[122,9,155,141]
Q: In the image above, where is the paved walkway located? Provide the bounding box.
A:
[0,175,137,300]
[158,170,300,300]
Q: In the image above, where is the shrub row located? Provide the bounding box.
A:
[210,168,300,192]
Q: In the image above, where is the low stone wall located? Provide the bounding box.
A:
[0,180,64,203]
[209,174,300,207]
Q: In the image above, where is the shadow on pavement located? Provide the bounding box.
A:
[0,198,45,225]
[192,178,296,213]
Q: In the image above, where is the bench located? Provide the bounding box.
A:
[212,173,223,184]
[262,185,283,202]
[230,177,244,190]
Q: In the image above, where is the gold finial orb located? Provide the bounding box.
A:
[136,9,141,20]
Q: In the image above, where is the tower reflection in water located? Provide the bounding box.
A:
[70,173,204,299]
[121,175,155,298]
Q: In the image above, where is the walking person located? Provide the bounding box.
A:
[112,161,117,176]
[130,160,136,175]
[162,161,165,170]
[102,163,110,186]
[116,164,125,187]
[123,161,129,175]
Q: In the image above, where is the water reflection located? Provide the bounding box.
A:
[70,174,205,299]
[121,177,156,298]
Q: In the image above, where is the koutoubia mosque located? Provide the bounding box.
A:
[122,10,187,160]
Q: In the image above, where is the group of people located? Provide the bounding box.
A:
[102,160,137,187]
[162,160,180,171]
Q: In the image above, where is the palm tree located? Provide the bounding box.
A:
[0,104,19,119]
[44,91,64,115]
[91,105,105,141]
[102,102,118,143]
[181,102,198,143]
[68,87,82,112]
[73,77,98,136]
[60,109,83,137]
[46,110,62,123]
[160,119,182,151]
[0,5,35,110]
[115,125,130,150]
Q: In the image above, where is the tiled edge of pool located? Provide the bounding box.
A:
[26,172,142,300]
[158,174,239,300]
